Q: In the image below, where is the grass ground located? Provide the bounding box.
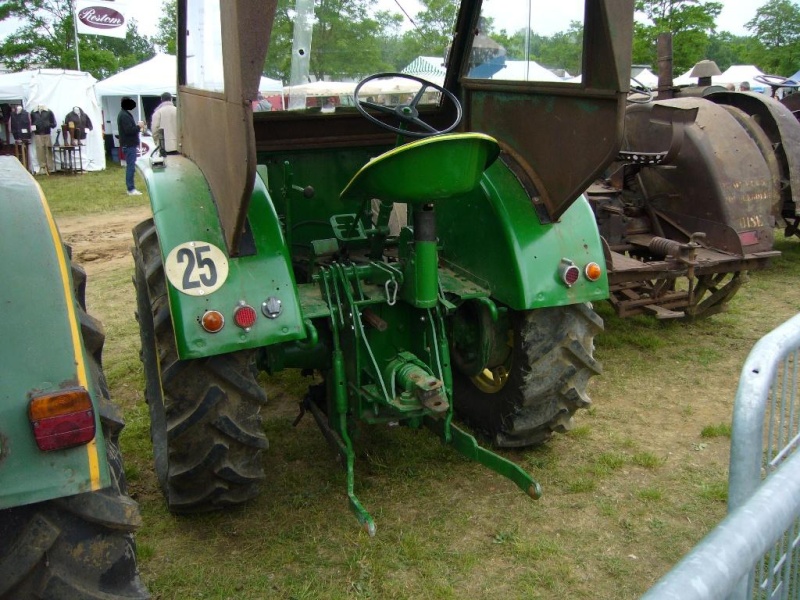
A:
[43,170,800,599]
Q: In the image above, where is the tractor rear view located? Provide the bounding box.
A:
[132,0,634,533]
[0,157,148,599]
[587,44,800,320]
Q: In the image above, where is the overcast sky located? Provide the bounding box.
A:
[0,0,774,45]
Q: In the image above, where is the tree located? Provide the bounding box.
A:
[0,0,154,79]
[633,0,723,74]
[746,0,800,75]
[705,32,761,72]
[154,0,178,55]
[264,0,403,82]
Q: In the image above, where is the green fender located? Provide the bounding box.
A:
[139,157,305,360]
[0,156,110,509]
[437,158,609,309]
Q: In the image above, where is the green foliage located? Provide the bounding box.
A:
[154,0,177,55]
[746,0,800,75]
[265,0,407,83]
[633,0,723,74]
[705,32,761,71]
[0,0,154,79]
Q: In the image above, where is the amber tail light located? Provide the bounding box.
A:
[29,387,96,451]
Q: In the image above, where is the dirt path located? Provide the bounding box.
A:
[56,205,152,276]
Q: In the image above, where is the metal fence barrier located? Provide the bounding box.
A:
[643,312,800,600]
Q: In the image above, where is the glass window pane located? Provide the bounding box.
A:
[186,0,224,92]
[467,0,584,84]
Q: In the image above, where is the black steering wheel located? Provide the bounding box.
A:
[754,74,800,97]
[627,77,654,104]
[354,72,462,138]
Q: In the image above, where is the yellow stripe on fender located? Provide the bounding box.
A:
[34,180,102,491]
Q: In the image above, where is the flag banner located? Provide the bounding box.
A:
[75,0,130,39]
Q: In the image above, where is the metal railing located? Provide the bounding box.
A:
[643,313,800,600]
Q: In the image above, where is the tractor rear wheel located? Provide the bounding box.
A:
[132,219,268,513]
[0,251,148,600]
[453,304,603,448]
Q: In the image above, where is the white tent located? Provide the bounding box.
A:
[632,68,659,87]
[95,53,283,98]
[96,54,284,146]
[674,64,768,93]
[0,69,105,172]
[490,61,563,82]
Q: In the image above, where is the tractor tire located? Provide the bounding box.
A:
[453,304,603,448]
[0,250,148,600]
[132,219,268,513]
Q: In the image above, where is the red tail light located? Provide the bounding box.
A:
[233,304,257,329]
[29,387,96,451]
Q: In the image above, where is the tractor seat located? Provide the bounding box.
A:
[340,132,501,205]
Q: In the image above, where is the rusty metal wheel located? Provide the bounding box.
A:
[684,272,746,319]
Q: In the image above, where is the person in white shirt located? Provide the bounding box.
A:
[152,92,179,154]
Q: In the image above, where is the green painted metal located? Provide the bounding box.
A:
[403,240,439,308]
[437,158,609,310]
[0,156,110,510]
[140,158,306,360]
[426,418,542,499]
[340,133,500,204]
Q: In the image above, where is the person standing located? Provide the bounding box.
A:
[117,97,144,195]
[31,105,57,174]
[151,92,179,154]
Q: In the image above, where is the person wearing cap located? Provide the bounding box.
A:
[117,96,144,195]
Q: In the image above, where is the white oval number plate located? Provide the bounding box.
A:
[165,242,229,296]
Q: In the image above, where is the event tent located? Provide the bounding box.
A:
[490,61,562,82]
[95,54,284,145]
[673,64,768,92]
[0,69,105,172]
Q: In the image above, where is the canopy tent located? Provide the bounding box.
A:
[402,56,447,79]
[284,80,357,98]
[0,69,105,172]
[632,68,659,87]
[95,53,283,97]
[96,54,284,144]
[489,61,562,82]
[674,64,768,92]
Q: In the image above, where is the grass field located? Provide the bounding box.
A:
[42,170,800,599]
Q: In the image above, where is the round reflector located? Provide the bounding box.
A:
[563,266,580,286]
[585,262,603,282]
[200,310,225,333]
[233,305,258,329]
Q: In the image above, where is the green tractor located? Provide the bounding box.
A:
[0,157,148,598]
[133,0,633,533]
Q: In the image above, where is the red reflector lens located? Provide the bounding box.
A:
[739,230,759,246]
[32,412,96,451]
[200,310,225,333]
[29,388,95,451]
[563,265,580,286]
[234,305,257,329]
